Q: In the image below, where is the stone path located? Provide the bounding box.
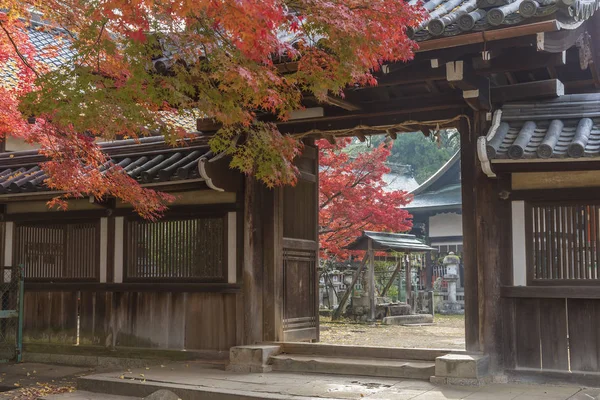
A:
[65,361,600,399]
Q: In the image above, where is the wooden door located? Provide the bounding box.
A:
[281,145,319,342]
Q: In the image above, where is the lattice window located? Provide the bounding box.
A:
[124,216,226,281]
[14,221,100,280]
[527,202,600,283]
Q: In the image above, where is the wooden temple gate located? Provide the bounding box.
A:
[0,0,599,381]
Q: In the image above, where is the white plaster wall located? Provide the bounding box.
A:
[5,137,39,152]
[512,201,527,286]
[428,212,463,238]
[227,212,237,283]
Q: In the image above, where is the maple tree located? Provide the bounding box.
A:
[0,1,422,217]
[318,138,413,259]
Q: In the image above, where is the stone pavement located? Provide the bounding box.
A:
[70,361,600,399]
[0,362,91,398]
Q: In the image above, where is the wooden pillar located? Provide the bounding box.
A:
[262,187,283,342]
[461,112,509,370]
[460,114,481,352]
[243,176,264,344]
[368,238,375,321]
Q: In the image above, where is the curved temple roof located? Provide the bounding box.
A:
[412,0,600,42]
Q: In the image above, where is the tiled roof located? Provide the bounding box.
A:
[346,231,436,252]
[481,94,600,161]
[403,151,462,213]
[0,136,214,194]
[411,0,600,42]
[406,183,462,211]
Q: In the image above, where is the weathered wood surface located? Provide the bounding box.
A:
[502,296,600,373]
[24,290,239,351]
[540,298,568,371]
[460,115,480,352]
[279,148,319,342]
[23,292,77,344]
[568,299,600,372]
[514,298,540,369]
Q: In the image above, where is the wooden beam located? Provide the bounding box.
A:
[332,254,368,320]
[276,107,465,135]
[491,79,564,103]
[24,282,243,293]
[323,94,361,111]
[356,64,447,89]
[303,94,361,111]
[537,24,587,53]
[446,61,491,110]
[502,285,600,299]
[417,20,560,52]
[473,50,567,74]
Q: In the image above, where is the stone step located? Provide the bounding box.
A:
[40,391,140,400]
[278,342,461,361]
[269,354,435,380]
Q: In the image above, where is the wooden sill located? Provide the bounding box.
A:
[502,285,600,299]
[24,282,242,293]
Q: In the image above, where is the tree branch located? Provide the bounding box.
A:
[0,21,39,78]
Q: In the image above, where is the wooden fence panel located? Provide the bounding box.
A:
[79,291,111,346]
[24,290,239,351]
[168,293,186,349]
[539,298,568,371]
[504,292,600,374]
[185,293,237,351]
[568,299,600,372]
[23,291,77,344]
[515,298,541,369]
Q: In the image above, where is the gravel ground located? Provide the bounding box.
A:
[318,315,465,349]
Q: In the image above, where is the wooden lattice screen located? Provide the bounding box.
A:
[528,202,600,283]
[14,221,100,281]
[124,216,226,281]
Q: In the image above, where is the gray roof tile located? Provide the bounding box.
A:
[0,136,211,194]
[413,0,599,42]
[483,94,600,160]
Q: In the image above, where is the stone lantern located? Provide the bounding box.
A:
[442,252,462,313]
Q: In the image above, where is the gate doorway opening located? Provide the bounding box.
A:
[284,131,467,350]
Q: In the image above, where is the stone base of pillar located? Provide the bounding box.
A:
[226,345,281,373]
[431,353,490,386]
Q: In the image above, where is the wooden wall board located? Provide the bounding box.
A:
[539,298,568,371]
[184,293,237,351]
[568,299,600,372]
[515,298,541,369]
